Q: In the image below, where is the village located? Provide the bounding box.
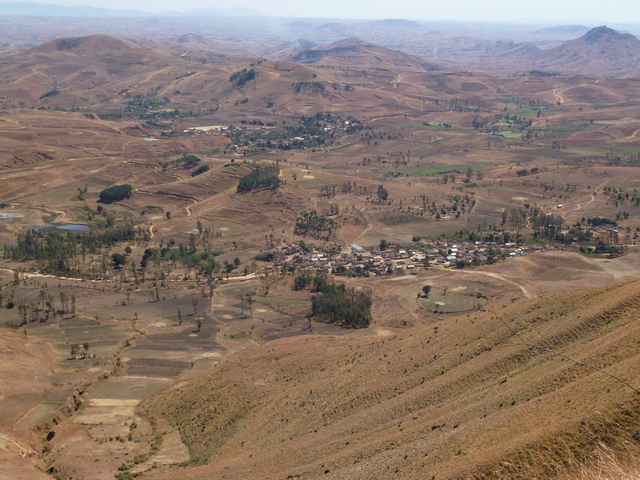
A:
[265,238,561,277]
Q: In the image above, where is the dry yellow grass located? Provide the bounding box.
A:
[141,278,640,479]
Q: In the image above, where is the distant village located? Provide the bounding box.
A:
[263,240,562,277]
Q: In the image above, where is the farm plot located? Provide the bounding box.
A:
[419,293,486,313]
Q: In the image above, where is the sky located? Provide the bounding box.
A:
[23,0,640,24]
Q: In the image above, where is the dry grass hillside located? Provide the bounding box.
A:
[144,278,640,479]
[532,26,640,77]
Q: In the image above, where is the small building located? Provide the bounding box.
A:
[351,244,366,254]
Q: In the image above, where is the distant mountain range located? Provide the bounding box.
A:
[0,1,260,17]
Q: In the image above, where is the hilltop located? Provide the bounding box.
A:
[30,34,140,55]
[286,37,440,71]
[532,26,640,76]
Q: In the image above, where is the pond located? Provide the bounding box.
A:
[30,224,92,233]
[56,224,92,232]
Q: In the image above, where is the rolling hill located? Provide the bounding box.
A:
[532,26,640,77]
[30,34,139,55]
[285,37,440,71]
[143,278,640,479]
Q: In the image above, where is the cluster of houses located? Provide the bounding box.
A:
[263,240,559,276]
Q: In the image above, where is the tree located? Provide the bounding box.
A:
[377,185,389,201]
[311,284,372,328]
[83,342,89,358]
[422,285,432,297]
[98,184,133,203]
[466,166,473,182]
[112,253,127,268]
[196,319,202,332]
[177,309,183,325]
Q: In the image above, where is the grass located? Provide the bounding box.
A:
[419,293,485,313]
[317,142,352,152]
[0,393,40,424]
[257,297,311,311]
[399,123,450,130]
[491,131,524,139]
[146,276,640,479]
[397,165,466,177]
[378,214,427,226]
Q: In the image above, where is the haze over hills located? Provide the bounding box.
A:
[3,9,640,480]
[285,37,440,71]
[531,25,640,76]
[30,34,140,54]
[0,1,260,17]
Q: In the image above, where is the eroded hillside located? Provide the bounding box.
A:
[142,279,640,479]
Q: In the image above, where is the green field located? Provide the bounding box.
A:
[397,165,466,177]
[419,293,486,313]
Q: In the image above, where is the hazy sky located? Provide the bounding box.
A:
[30,0,640,23]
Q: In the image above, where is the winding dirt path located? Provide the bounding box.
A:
[448,269,535,299]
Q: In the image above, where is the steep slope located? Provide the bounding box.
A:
[533,26,640,76]
[145,278,640,479]
[286,37,440,71]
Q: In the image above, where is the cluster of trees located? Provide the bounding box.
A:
[8,291,76,328]
[39,89,61,99]
[581,241,624,256]
[311,283,372,328]
[140,242,221,277]
[292,81,325,94]
[294,211,337,238]
[70,342,90,359]
[4,222,136,276]
[584,216,617,227]
[160,154,202,171]
[98,184,133,203]
[516,167,540,177]
[229,68,256,88]
[191,164,210,177]
[237,164,280,193]
[377,184,389,201]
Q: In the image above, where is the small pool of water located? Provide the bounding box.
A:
[56,224,91,232]
[31,224,92,233]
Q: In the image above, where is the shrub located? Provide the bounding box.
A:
[191,164,210,177]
